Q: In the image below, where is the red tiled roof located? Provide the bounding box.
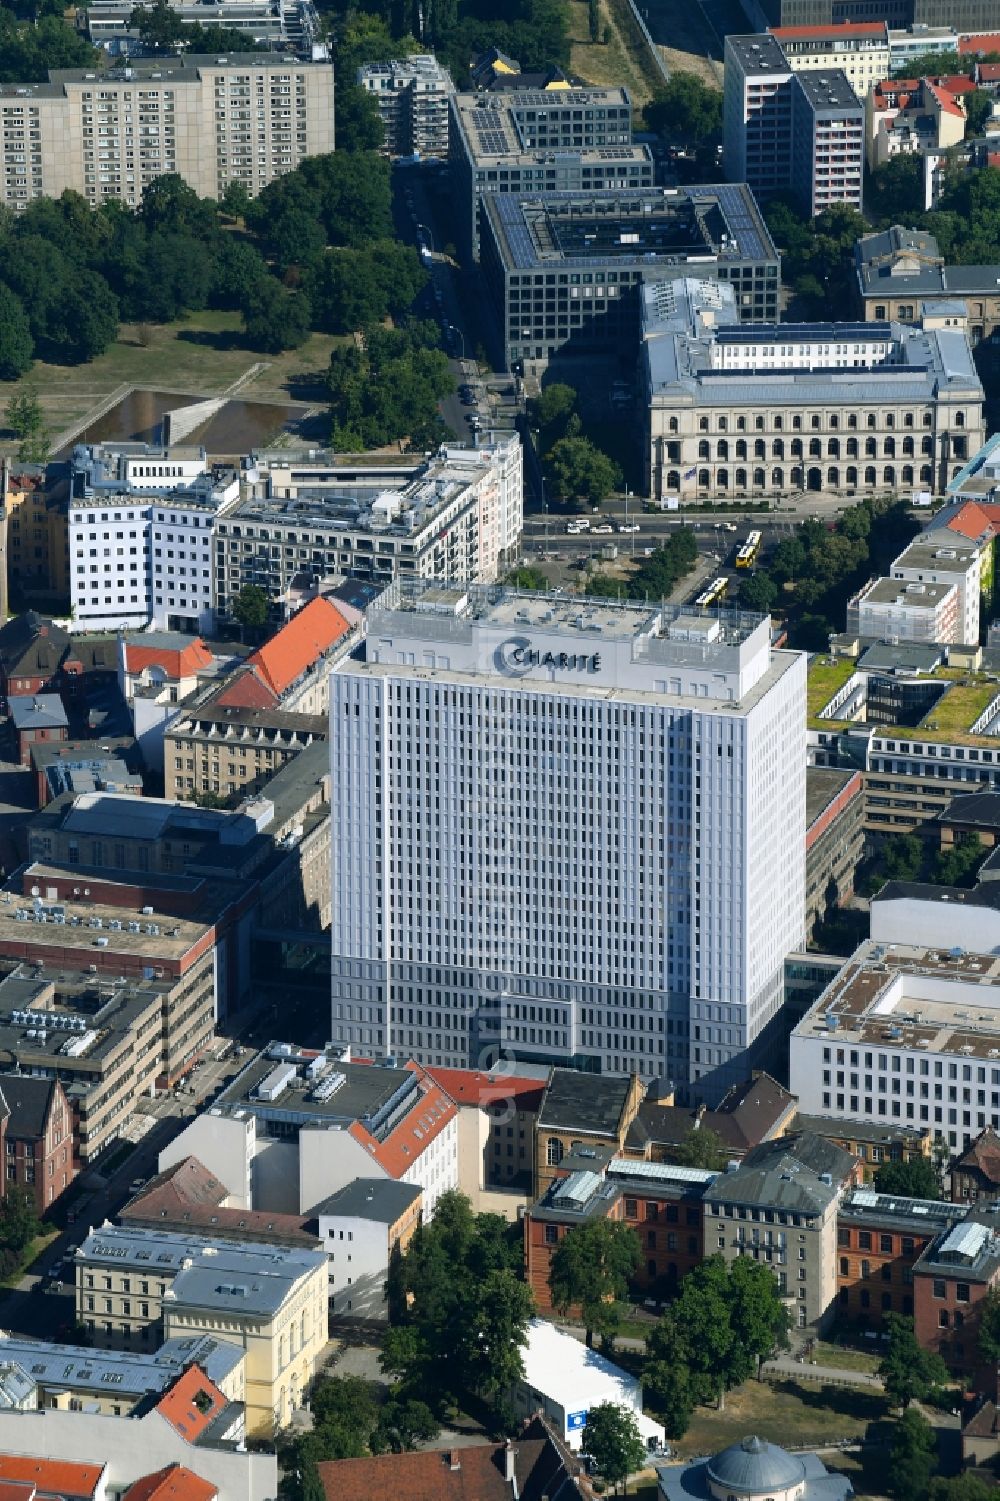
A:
[0,1459,104,1501]
[317,1439,553,1501]
[990,152,1000,169]
[427,1066,548,1112]
[120,1467,216,1501]
[210,666,279,711]
[929,73,976,93]
[959,33,1000,55]
[154,1365,230,1445]
[350,1062,458,1178]
[126,641,213,680]
[772,20,886,37]
[944,500,1000,541]
[979,63,1000,80]
[245,598,351,699]
[124,1156,229,1215]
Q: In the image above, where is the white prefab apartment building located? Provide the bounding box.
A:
[329,582,807,1100]
[68,442,238,633]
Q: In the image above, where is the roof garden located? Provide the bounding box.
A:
[808,655,1000,744]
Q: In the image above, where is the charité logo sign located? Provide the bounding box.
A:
[497,636,602,673]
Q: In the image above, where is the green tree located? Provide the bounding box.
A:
[130,0,184,49]
[881,833,925,884]
[738,571,778,613]
[878,1315,949,1410]
[644,1349,694,1440]
[231,583,270,635]
[0,1186,40,1256]
[965,89,994,135]
[929,1475,999,1501]
[221,180,251,222]
[582,1403,647,1495]
[335,81,385,153]
[890,1406,937,1501]
[507,564,550,590]
[727,1255,790,1379]
[241,280,312,353]
[670,1126,728,1171]
[652,1259,732,1408]
[548,1219,641,1347]
[873,1157,941,1200]
[0,286,33,381]
[934,834,986,888]
[544,436,620,505]
[531,382,577,446]
[646,72,723,150]
[381,1190,534,1416]
[373,1391,439,1452]
[868,155,925,223]
[5,386,49,464]
[976,1285,1000,1365]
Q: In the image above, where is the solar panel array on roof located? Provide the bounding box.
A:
[471,105,510,154]
[713,184,768,265]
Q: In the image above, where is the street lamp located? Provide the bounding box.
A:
[416,221,435,257]
[448,322,466,361]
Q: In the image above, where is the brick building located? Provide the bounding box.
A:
[836,1186,958,1328]
[795,1114,933,1183]
[804,767,865,937]
[534,1070,645,1198]
[9,694,68,768]
[0,1071,75,1213]
[913,1213,1000,1372]
[952,1127,1000,1202]
[524,1153,715,1310]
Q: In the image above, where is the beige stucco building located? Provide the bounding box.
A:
[0,52,334,211]
[75,1224,327,1436]
[642,277,985,501]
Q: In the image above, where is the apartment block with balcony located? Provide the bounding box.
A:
[358,54,453,157]
[0,54,334,212]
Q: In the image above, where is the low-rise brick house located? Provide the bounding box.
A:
[952,1128,1000,1203]
[524,1152,715,1309]
[623,1073,797,1165]
[0,1072,75,1214]
[836,1186,959,1328]
[913,1210,1000,1373]
[534,1070,645,1199]
[795,1114,933,1184]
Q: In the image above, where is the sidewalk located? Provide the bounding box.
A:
[762,1354,884,1390]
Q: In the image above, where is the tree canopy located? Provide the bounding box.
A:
[327,323,453,452]
[889,1406,937,1501]
[878,1315,949,1409]
[582,1403,647,1494]
[547,1219,641,1348]
[646,1256,788,1424]
[544,436,621,505]
[380,1190,531,1420]
[873,1157,941,1201]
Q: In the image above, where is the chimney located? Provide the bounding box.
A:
[448,1451,461,1471]
[504,1441,516,1484]
[693,1103,707,1130]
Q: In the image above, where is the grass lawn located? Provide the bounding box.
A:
[568,0,661,107]
[0,1226,60,1290]
[812,1342,881,1376]
[672,1377,887,1460]
[0,309,346,454]
[917,677,1000,742]
[807,656,857,723]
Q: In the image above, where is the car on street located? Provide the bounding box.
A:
[618,523,639,533]
[592,523,614,534]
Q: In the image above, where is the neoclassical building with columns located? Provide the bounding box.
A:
[641,278,984,501]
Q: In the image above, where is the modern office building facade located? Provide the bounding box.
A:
[448,85,647,261]
[328,581,807,1101]
[724,35,864,216]
[742,0,997,32]
[641,278,985,501]
[0,52,334,211]
[481,184,780,375]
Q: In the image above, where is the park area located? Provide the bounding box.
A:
[0,310,346,456]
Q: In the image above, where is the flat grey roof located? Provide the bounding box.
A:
[805,766,859,827]
[538,1068,632,1133]
[795,68,865,110]
[216,1045,417,1131]
[726,33,790,72]
[863,578,955,607]
[314,1178,422,1223]
[0,1330,243,1395]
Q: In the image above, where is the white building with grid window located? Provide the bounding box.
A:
[789,937,1000,1155]
[328,581,807,1102]
[68,443,238,633]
